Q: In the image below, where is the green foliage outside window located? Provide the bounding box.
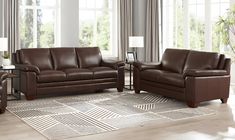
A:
[216,4,235,61]
[20,0,55,48]
[174,4,205,50]
[79,0,110,51]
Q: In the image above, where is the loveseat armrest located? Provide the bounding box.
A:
[101,59,125,70]
[0,72,8,81]
[15,64,40,75]
[183,69,228,78]
[133,62,161,71]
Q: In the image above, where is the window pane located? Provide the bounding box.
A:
[19,9,34,48]
[175,0,183,48]
[97,11,111,51]
[79,0,86,8]
[211,1,230,54]
[79,11,95,47]
[189,3,205,50]
[162,0,183,49]
[36,0,56,6]
[19,0,34,6]
[108,0,112,9]
[96,0,110,9]
[79,0,113,54]
[87,0,95,8]
[37,9,55,48]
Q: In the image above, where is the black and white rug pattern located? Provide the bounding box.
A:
[7,91,215,140]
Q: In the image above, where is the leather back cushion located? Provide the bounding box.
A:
[76,47,102,68]
[161,49,190,73]
[184,50,220,71]
[50,48,78,70]
[16,50,21,64]
[218,54,225,69]
[20,48,53,70]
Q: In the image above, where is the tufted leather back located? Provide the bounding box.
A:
[50,48,78,70]
[20,48,53,70]
[183,50,220,71]
[161,49,190,73]
[18,47,103,70]
[76,47,102,68]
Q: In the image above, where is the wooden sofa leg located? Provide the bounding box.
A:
[135,89,140,94]
[221,98,228,104]
[0,108,5,114]
[26,95,36,100]
[187,101,199,108]
[117,88,123,92]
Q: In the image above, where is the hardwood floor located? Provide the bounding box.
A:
[0,87,235,140]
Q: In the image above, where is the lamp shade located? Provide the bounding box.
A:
[0,38,8,51]
[129,36,144,48]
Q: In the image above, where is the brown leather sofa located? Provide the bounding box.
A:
[133,49,231,107]
[13,47,124,100]
[0,72,8,113]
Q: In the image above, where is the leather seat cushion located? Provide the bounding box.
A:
[90,67,117,79]
[63,68,93,81]
[141,69,184,87]
[37,70,66,83]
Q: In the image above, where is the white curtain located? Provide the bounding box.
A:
[145,0,159,62]
[6,0,19,54]
[118,0,133,60]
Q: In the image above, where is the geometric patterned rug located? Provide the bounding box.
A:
[7,90,215,140]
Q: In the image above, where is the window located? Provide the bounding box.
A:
[79,0,117,57]
[162,0,230,54]
[211,0,230,52]
[19,0,58,48]
[189,0,205,51]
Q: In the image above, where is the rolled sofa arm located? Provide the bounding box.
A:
[101,59,125,70]
[133,62,161,71]
[224,58,231,74]
[183,69,228,78]
[15,64,40,75]
[0,72,8,81]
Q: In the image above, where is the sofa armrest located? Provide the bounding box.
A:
[15,64,40,75]
[101,59,125,70]
[133,62,161,71]
[0,72,8,81]
[183,69,228,78]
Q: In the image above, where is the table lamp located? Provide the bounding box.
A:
[0,38,9,66]
[128,36,144,62]
[0,38,8,52]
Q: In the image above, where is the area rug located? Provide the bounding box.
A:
[7,91,215,140]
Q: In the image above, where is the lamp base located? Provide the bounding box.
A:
[2,59,11,66]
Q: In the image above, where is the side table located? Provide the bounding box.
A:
[0,66,21,100]
[124,62,133,90]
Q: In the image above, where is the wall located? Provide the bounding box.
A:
[60,0,79,47]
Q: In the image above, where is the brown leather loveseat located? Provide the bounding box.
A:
[133,49,231,107]
[0,72,8,113]
[13,47,124,100]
